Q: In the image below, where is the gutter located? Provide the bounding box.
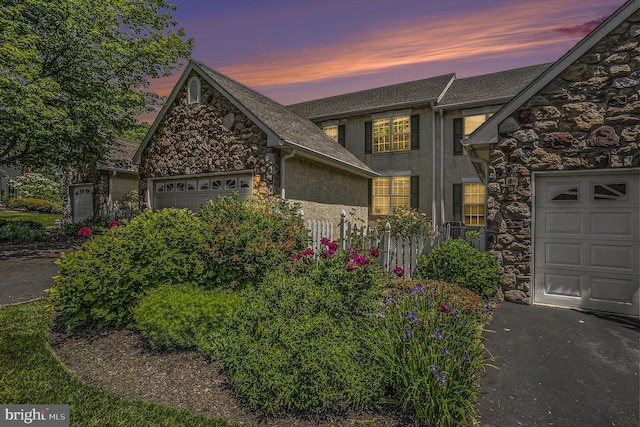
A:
[431,102,437,225]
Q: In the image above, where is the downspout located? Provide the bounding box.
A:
[280,149,297,199]
[431,102,437,225]
[440,109,445,224]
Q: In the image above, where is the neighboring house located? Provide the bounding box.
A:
[465,0,639,315]
[133,61,378,227]
[288,65,550,227]
[61,138,140,224]
[0,166,21,206]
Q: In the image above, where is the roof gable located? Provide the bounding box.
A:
[467,0,640,145]
[97,138,140,173]
[134,61,376,177]
[288,73,455,120]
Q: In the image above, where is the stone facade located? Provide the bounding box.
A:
[139,72,279,208]
[487,11,640,304]
[138,72,371,225]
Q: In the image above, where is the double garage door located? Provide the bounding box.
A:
[152,174,252,212]
[534,171,639,316]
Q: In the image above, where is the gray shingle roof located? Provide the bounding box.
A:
[438,64,552,109]
[195,61,376,177]
[97,138,140,173]
[287,73,455,119]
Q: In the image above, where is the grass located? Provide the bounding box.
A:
[0,300,239,427]
[0,210,62,227]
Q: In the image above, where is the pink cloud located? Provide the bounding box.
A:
[552,18,607,36]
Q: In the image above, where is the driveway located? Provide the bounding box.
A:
[0,250,60,304]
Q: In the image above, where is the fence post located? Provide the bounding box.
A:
[479,226,486,251]
[383,222,391,272]
[339,210,347,250]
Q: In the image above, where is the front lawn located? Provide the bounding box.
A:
[0,210,61,227]
[0,300,238,427]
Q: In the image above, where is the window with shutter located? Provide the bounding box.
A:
[453,118,463,155]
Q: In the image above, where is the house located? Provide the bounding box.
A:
[465,0,639,315]
[132,61,378,227]
[288,64,550,227]
[61,137,140,224]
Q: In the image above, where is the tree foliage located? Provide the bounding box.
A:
[0,0,193,168]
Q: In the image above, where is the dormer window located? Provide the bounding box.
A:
[187,76,201,106]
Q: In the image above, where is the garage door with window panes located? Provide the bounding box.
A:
[534,172,639,315]
[152,174,252,211]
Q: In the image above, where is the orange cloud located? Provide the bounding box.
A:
[218,1,619,88]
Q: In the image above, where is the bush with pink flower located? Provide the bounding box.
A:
[77,226,92,238]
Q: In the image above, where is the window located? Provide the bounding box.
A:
[372,177,410,215]
[464,113,493,138]
[463,183,485,226]
[366,115,418,153]
[323,125,338,142]
[187,76,201,106]
[372,115,410,152]
[453,183,485,225]
[593,183,627,201]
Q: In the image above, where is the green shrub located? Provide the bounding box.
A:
[371,280,490,426]
[8,198,54,213]
[375,206,433,237]
[48,208,206,329]
[134,284,242,353]
[198,195,309,289]
[220,245,387,414]
[416,239,501,297]
[0,219,50,243]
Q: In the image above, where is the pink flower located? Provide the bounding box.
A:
[369,247,380,257]
[352,253,368,265]
[78,226,93,238]
[438,304,449,313]
[320,237,331,246]
[346,263,357,272]
[108,220,122,228]
[322,249,336,258]
[393,266,404,278]
[303,247,315,257]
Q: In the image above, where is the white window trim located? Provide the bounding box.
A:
[371,109,412,153]
[372,175,411,216]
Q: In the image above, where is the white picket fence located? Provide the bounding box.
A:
[305,211,486,279]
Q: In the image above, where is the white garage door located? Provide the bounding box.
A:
[534,171,639,316]
[152,174,253,212]
[71,184,94,223]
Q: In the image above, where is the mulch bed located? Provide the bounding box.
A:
[48,324,409,426]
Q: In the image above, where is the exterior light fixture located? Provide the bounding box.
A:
[507,174,518,193]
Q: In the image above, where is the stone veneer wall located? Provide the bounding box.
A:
[61,165,107,225]
[139,72,278,208]
[487,12,640,304]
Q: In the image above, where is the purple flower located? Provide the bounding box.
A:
[405,327,413,339]
[406,311,419,324]
[438,373,447,386]
[432,327,443,341]
[410,283,426,295]
[463,354,472,364]
[430,364,440,373]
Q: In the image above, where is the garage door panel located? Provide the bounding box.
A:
[589,244,634,271]
[538,271,582,298]
[544,242,582,267]
[590,212,634,237]
[543,211,583,235]
[590,276,638,304]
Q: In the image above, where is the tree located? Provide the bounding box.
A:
[0,0,193,169]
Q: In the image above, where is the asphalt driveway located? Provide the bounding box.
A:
[0,251,59,304]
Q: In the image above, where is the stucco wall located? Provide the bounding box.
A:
[487,11,640,303]
[285,155,369,228]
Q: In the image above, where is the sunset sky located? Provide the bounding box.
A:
[147,0,627,114]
